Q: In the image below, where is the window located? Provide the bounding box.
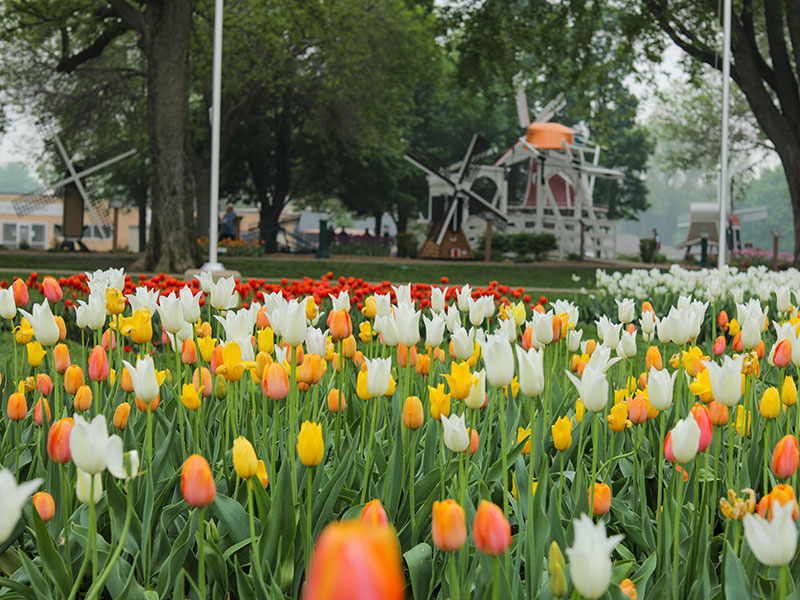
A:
[2,222,47,249]
[2,224,16,244]
[54,223,111,240]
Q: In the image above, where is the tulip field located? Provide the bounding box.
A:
[3,266,800,599]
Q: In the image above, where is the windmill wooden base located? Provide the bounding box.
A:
[419,225,473,259]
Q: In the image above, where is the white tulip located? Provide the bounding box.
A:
[702,355,744,407]
[423,314,446,348]
[615,298,635,323]
[0,469,41,543]
[567,328,583,353]
[451,326,475,361]
[617,330,637,358]
[0,289,16,319]
[516,345,544,397]
[209,275,239,310]
[445,303,460,334]
[565,365,608,412]
[441,413,470,452]
[107,450,140,481]
[282,299,307,347]
[640,310,656,337]
[431,287,448,314]
[126,287,160,314]
[75,304,88,329]
[741,315,761,350]
[69,414,123,475]
[595,315,621,349]
[647,367,677,411]
[532,310,555,345]
[480,333,514,388]
[215,307,257,341]
[306,327,329,357]
[395,304,421,347]
[566,514,624,599]
[19,299,60,346]
[391,284,412,308]
[374,315,400,347]
[670,416,701,463]
[776,287,791,313]
[329,290,351,312]
[656,316,672,344]
[468,297,485,327]
[179,286,202,323]
[76,470,103,504]
[375,293,392,317]
[122,356,160,403]
[552,299,579,327]
[365,358,392,397]
[194,271,214,294]
[743,500,798,566]
[585,345,623,373]
[157,292,184,334]
[465,370,486,409]
[498,316,516,344]
[456,285,472,312]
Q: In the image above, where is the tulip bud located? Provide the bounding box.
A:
[53,343,71,374]
[47,418,74,463]
[551,416,572,450]
[466,428,479,454]
[755,340,765,359]
[7,391,27,420]
[760,387,781,420]
[12,278,28,307]
[88,346,109,382]
[771,339,792,368]
[262,363,289,401]
[575,399,585,423]
[214,375,227,400]
[590,482,611,515]
[255,460,269,489]
[72,385,93,412]
[712,335,726,356]
[33,492,55,522]
[397,343,418,368]
[329,309,353,340]
[327,388,346,412]
[732,331,744,352]
[361,499,389,528]
[628,394,647,424]
[645,346,662,371]
[718,310,729,331]
[473,500,511,555]
[26,341,45,367]
[101,328,117,353]
[402,395,424,429]
[135,394,160,413]
[517,427,531,455]
[772,435,799,479]
[548,541,568,598]
[415,353,431,376]
[620,578,637,600]
[431,499,466,551]
[708,400,729,426]
[297,421,324,466]
[256,307,270,329]
[113,402,131,430]
[36,373,52,398]
[783,375,797,407]
[233,437,259,480]
[181,454,216,508]
[76,470,103,504]
[34,397,50,426]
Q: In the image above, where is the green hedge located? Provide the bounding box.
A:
[476,231,558,260]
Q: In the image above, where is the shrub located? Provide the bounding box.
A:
[396,233,418,258]
[640,238,656,263]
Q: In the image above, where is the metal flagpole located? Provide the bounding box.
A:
[202,0,225,271]
[718,0,731,269]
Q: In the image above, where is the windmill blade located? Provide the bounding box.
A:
[460,185,507,223]
[456,135,492,184]
[516,87,531,128]
[405,150,458,191]
[534,93,567,124]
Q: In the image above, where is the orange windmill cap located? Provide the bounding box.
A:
[525,122,575,149]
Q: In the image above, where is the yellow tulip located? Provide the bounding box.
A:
[505,376,520,400]
[359,321,373,343]
[255,459,269,489]
[197,335,217,363]
[759,386,781,420]
[728,318,741,336]
[356,370,371,400]
[681,346,708,377]
[385,375,396,397]
[512,302,526,326]
[297,421,324,466]
[181,383,202,410]
[443,361,473,400]
[305,297,318,320]
[121,308,153,344]
[105,288,126,315]
[361,296,377,319]
[233,436,258,479]
[217,342,245,382]
[689,369,713,403]
[575,399,585,423]
[735,406,751,436]
[26,341,46,367]
[429,384,451,420]
[15,318,33,345]
[466,342,481,368]
[607,403,631,432]
[257,328,274,354]
[782,375,797,407]
[516,427,531,455]
[552,416,573,451]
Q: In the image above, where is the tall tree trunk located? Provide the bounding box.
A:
[194,157,211,240]
[373,211,383,236]
[138,0,196,272]
[259,100,292,253]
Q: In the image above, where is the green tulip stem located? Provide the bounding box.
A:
[779,564,788,598]
[306,467,314,570]
[672,466,684,600]
[764,420,771,496]
[89,482,97,582]
[336,338,343,457]
[14,421,20,479]
[497,385,509,516]
[449,552,460,600]
[361,399,378,503]
[85,482,133,600]
[589,414,599,517]
[61,465,72,569]
[409,428,417,541]
[558,451,564,520]
[197,507,206,600]
[492,557,500,600]
[727,420,736,488]
[711,430,721,517]
[146,406,153,469]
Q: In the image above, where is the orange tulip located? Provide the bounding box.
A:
[302,520,404,600]
[755,340,765,359]
[732,331,744,353]
[645,346,662,371]
[101,328,117,352]
[135,393,160,413]
[33,492,55,522]
[34,397,50,426]
[327,388,346,412]
[620,578,638,600]
[402,395,424,429]
[398,343,418,368]
[772,435,799,479]
[47,418,74,463]
[42,276,63,303]
[73,385,93,412]
[361,499,389,528]
[712,335,726,356]
[210,344,224,374]
[628,394,647,424]
[262,362,289,401]
[7,391,27,420]
[299,353,324,385]
[773,339,792,368]
[473,500,511,555]
[36,373,52,397]
[757,484,799,521]
[53,343,71,374]
[119,366,135,393]
[193,366,213,398]
[590,482,612,515]
[182,339,198,365]
[467,428,479,454]
[113,402,132,430]
[342,335,357,358]
[718,310,729,331]
[329,309,353,340]
[181,454,216,508]
[415,353,430,376]
[432,499,466,551]
[521,325,534,350]
[708,400,729,426]
[691,403,712,452]
[12,278,28,306]
[642,301,654,315]
[88,346,109,382]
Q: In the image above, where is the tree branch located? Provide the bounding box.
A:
[105,0,145,32]
[643,0,720,69]
[739,0,778,89]
[786,0,800,83]
[55,22,128,73]
[763,0,800,124]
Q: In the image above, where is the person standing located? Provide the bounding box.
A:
[652,228,661,251]
[220,203,237,240]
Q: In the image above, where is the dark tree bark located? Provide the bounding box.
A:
[258,99,292,253]
[643,0,800,265]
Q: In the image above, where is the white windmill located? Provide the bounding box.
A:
[12,122,136,249]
